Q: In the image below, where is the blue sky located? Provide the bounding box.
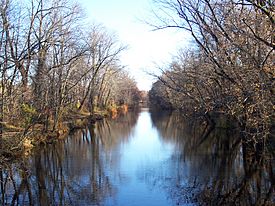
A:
[80,0,190,91]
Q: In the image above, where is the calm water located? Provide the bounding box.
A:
[1,109,274,205]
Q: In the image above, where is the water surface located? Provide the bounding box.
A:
[1,109,274,205]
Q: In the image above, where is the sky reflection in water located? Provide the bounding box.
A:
[1,109,274,205]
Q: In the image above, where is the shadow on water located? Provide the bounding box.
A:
[0,109,274,205]
[0,111,139,205]
[149,110,274,206]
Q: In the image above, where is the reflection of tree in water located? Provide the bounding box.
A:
[95,110,139,152]
[0,111,139,205]
[149,110,274,205]
[0,136,114,205]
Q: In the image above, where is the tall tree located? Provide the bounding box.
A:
[150,0,275,143]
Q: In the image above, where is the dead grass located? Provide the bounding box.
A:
[1,122,23,132]
[0,106,123,162]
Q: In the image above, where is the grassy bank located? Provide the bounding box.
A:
[0,105,129,162]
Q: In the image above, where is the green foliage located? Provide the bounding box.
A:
[21,103,37,127]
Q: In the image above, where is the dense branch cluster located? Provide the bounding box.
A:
[0,0,140,133]
[149,0,274,143]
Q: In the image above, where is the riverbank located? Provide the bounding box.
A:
[0,105,129,162]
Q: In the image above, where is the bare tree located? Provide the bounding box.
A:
[150,0,274,145]
[77,25,126,112]
[0,0,141,153]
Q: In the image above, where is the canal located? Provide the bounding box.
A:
[1,109,274,205]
